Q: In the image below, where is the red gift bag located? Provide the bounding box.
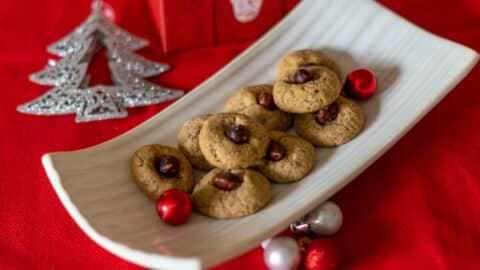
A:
[148,0,299,53]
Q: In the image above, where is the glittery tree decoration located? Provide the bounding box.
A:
[17,1,183,122]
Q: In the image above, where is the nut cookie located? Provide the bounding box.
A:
[130,144,194,200]
[198,113,270,169]
[225,84,292,131]
[192,168,272,219]
[258,131,316,183]
[273,66,341,113]
[277,49,342,81]
[294,96,365,147]
[177,114,214,170]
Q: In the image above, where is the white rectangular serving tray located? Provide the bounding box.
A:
[42,0,478,269]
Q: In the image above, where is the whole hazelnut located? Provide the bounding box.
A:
[294,69,313,84]
[314,103,339,125]
[213,172,243,191]
[257,92,276,110]
[267,141,286,161]
[225,125,249,144]
[155,155,180,177]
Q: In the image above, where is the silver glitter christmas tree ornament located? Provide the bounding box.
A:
[17,0,183,122]
[75,85,127,122]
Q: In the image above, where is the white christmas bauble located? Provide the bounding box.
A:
[306,201,343,236]
[263,236,301,270]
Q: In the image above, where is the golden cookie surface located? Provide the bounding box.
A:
[192,168,272,219]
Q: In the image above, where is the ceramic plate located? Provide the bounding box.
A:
[42,0,478,269]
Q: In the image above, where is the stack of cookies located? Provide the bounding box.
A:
[130,49,365,220]
[273,49,365,147]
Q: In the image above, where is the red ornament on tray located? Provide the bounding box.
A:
[304,239,341,270]
[156,189,192,225]
[344,68,377,101]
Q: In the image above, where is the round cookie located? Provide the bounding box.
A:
[259,131,316,183]
[273,66,341,113]
[130,144,194,200]
[192,168,272,219]
[277,49,342,81]
[198,113,270,169]
[225,84,292,131]
[294,96,365,147]
[177,115,213,170]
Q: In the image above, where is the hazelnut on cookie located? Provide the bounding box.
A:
[273,66,341,113]
[225,84,292,131]
[294,96,365,147]
[198,113,270,169]
[276,49,342,81]
[192,168,272,219]
[258,131,316,183]
[130,144,195,200]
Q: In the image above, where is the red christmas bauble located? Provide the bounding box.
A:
[344,68,377,101]
[156,189,192,225]
[304,239,340,270]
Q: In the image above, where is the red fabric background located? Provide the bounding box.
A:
[148,0,297,52]
[1,0,479,269]
[149,0,215,53]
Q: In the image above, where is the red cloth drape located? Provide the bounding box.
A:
[0,1,479,269]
